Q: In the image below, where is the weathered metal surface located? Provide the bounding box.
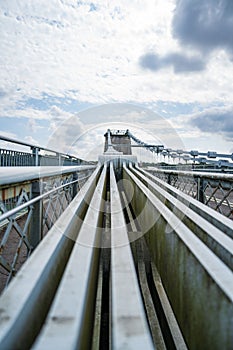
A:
[33,164,107,350]
[110,162,154,349]
[123,163,233,349]
[0,160,232,349]
[130,165,233,270]
[0,135,87,166]
[98,154,137,166]
[0,165,95,186]
[150,262,188,350]
[0,166,96,291]
[139,166,233,237]
[0,166,101,349]
[147,167,233,219]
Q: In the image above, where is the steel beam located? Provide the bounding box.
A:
[0,160,232,349]
[33,164,107,350]
[0,165,95,186]
[123,163,233,349]
[130,165,233,270]
[139,166,233,237]
[110,162,154,349]
[0,165,102,349]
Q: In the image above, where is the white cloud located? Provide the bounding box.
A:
[172,0,233,57]
[0,1,233,156]
[0,131,32,152]
[140,52,206,73]
[0,0,232,110]
[47,109,85,154]
[167,105,233,153]
[24,135,39,145]
[190,105,233,140]
[27,118,42,132]
[46,103,185,160]
[0,130,17,139]
[2,0,232,109]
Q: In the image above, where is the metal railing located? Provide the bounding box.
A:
[0,135,90,166]
[123,163,233,349]
[0,165,95,291]
[0,149,34,166]
[146,167,233,220]
[0,161,232,349]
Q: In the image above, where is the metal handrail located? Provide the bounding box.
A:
[0,174,90,222]
[0,165,96,186]
[0,135,81,160]
[0,134,92,166]
[0,161,232,349]
[146,166,233,181]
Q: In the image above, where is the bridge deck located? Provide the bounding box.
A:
[0,162,232,349]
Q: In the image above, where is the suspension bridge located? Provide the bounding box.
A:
[0,129,232,350]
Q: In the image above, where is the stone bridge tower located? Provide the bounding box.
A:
[104,129,132,155]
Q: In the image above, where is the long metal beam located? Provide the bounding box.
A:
[123,163,233,349]
[146,167,233,181]
[0,165,102,349]
[0,134,84,161]
[33,164,107,350]
[144,166,233,227]
[130,165,233,269]
[109,162,154,349]
[0,165,95,186]
[0,161,232,349]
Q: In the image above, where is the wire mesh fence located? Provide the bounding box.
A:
[0,168,94,292]
[147,168,233,220]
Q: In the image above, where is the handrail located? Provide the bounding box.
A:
[131,164,233,269]
[0,165,102,349]
[0,134,80,159]
[0,161,232,349]
[0,165,96,186]
[138,165,233,235]
[0,165,96,288]
[0,174,90,223]
[0,135,93,166]
[145,166,233,220]
[33,164,107,349]
[110,161,154,348]
[146,166,233,181]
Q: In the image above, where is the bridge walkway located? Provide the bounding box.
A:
[0,162,232,349]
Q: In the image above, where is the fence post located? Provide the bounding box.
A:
[57,153,62,166]
[72,172,79,199]
[31,147,40,166]
[29,181,42,249]
[167,173,171,185]
[197,176,204,203]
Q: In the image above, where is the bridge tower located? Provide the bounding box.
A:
[104,129,132,155]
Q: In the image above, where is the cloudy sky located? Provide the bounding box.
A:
[0,0,233,160]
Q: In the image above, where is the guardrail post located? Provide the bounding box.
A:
[29,181,42,249]
[72,172,79,199]
[197,177,204,203]
[57,153,62,166]
[167,173,171,185]
[31,147,40,166]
